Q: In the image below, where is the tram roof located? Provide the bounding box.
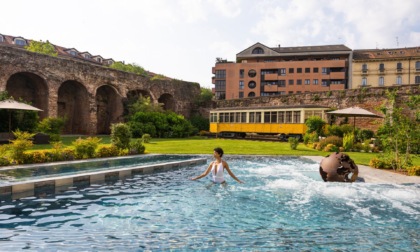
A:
[211,105,331,111]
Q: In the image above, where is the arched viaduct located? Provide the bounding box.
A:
[0,45,200,134]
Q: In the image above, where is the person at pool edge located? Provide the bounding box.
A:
[191,147,244,184]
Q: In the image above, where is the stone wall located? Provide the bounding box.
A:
[216,85,419,132]
[0,45,200,134]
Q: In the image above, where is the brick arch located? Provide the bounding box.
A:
[95,85,123,134]
[6,72,49,118]
[57,80,90,134]
[158,93,176,111]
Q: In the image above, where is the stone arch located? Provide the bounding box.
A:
[57,80,90,134]
[6,72,49,118]
[158,93,175,111]
[95,85,123,134]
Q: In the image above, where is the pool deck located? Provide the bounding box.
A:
[303,156,420,184]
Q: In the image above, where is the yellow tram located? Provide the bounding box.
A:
[209,105,330,139]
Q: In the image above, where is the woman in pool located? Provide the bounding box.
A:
[191,147,244,184]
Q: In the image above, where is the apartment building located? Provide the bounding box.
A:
[352,47,420,88]
[212,43,352,100]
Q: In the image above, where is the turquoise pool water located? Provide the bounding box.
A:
[0,156,418,251]
[0,154,197,184]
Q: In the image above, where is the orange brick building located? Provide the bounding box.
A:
[212,43,352,100]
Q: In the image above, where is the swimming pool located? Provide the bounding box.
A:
[0,155,418,251]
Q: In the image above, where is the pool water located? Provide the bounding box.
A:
[0,154,197,184]
[0,156,418,251]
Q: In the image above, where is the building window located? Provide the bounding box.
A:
[379,63,385,72]
[289,68,294,74]
[416,61,420,70]
[305,68,310,73]
[322,80,328,86]
[215,80,226,90]
[69,51,77,56]
[279,80,286,87]
[288,80,294,85]
[362,77,367,86]
[397,62,402,71]
[280,68,286,76]
[15,39,26,46]
[396,76,402,85]
[379,77,384,86]
[288,91,293,94]
[362,64,368,72]
[297,68,302,73]
[215,92,225,100]
[239,69,244,78]
[297,79,302,85]
[252,47,264,54]
[215,70,226,79]
[0,36,3,42]
[322,67,328,74]
[96,58,102,63]
[313,68,319,73]
[239,81,244,90]
[248,92,255,97]
[248,81,256,89]
[305,79,310,85]
[313,79,318,85]
[84,54,91,59]
[239,92,244,98]
[415,76,420,84]
[248,69,257,78]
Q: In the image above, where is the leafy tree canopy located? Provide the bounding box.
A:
[25,40,58,57]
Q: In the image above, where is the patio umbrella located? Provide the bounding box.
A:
[0,99,43,132]
[326,106,383,133]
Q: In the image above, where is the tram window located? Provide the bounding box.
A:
[304,110,314,120]
[255,112,261,123]
[314,111,322,118]
[249,112,255,123]
[293,111,301,123]
[219,113,224,123]
[224,113,230,122]
[286,111,293,123]
[235,112,241,122]
[230,113,235,122]
[210,113,215,122]
[271,112,277,123]
[278,111,285,123]
[241,112,246,123]
[264,112,271,123]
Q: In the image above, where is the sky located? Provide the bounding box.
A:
[1,0,419,88]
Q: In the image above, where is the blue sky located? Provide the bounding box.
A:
[1,0,419,88]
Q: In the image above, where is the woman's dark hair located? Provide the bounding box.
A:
[214,147,224,157]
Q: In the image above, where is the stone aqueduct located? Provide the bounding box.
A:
[0,46,201,134]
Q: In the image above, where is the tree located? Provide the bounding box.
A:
[376,90,420,170]
[194,87,213,106]
[305,116,326,136]
[25,40,58,57]
[127,95,164,115]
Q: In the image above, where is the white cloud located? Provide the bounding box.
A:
[209,0,242,18]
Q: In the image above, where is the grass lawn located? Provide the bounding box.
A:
[26,135,420,167]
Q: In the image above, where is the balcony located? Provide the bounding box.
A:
[212,76,215,84]
[329,72,345,79]
[263,85,279,92]
[263,73,278,80]
[361,69,368,75]
[378,69,386,75]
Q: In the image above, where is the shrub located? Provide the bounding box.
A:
[9,130,35,164]
[407,166,420,176]
[37,117,65,142]
[343,133,354,151]
[325,124,343,137]
[111,123,132,150]
[303,131,318,145]
[142,134,151,143]
[96,145,120,158]
[288,137,299,150]
[305,116,326,136]
[61,148,75,161]
[357,129,375,142]
[318,136,343,151]
[362,139,372,152]
[72,137,102,159]
[369,157,386,169]
[50,141,65,161]
[129,139,146,154]
[324,144,339,152]
[0,157,10,166]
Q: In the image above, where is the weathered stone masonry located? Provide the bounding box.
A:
[0,45,200,134]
